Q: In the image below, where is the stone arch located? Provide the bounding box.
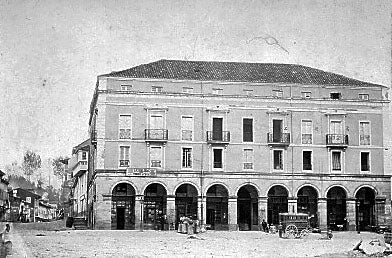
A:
[235,182,261,197]
[295,183,320,198]
[143,182,168,230]
[109,180,139,195]
[237,184,259,231]
[266,183,291,198]
[204,181,230,196]
[326,185,348,231]
[297,185,319,228]
[324,184,349,198]
[353,185,378,198]
[111,182,136,230]
[205,183,229,230]
[355,186,377,231]
[141,181,168,195]
[173,181,200,196]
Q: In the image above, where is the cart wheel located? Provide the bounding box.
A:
[300,229,310,237]
[285,224,298,238]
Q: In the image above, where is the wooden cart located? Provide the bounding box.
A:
[279,213,310,238]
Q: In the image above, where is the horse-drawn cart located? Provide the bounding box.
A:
[279,213,310,238]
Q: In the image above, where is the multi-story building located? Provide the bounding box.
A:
[87,59,391,231]
[0,170,9,221]
[69,140,89,219]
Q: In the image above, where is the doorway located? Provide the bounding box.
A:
[116,207,125,230]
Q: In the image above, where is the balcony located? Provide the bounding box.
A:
[144,129,168,142]
[326,134,349,148]
[72,161,88,178]
[206,131,230,144]
[267,133,290,146]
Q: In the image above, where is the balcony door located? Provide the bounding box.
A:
[212,118,223,141]
[273,120,283,142]
[150,115,164,129]
[329,121,342,135]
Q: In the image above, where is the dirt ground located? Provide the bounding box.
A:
[2,221,386,257]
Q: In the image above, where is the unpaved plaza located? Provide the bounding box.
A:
[3,222,382,257]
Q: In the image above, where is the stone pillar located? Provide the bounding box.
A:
[198,196,206,225]
[288,197,298,214]
[346,198,356,231]
[228,196,238,231]
[135,195,144,230]
[317,198,327,231]
[166,195,176,227]
[258,197,268,228]
[95,194,112,230]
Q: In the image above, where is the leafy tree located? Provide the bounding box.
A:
[4,161,22,176]
[51,157,68,182]
[22,150,42,181]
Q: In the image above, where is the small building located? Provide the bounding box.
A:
[37,201,57,222]
[8,188,41,222]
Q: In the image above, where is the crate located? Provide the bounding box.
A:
[384,232,392,244]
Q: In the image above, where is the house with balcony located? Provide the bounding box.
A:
[69,140,90,225]
[86,59,391,231]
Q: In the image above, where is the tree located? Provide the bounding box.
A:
[22,150,42,181]
[51,157,68,182]
[4,161,22,176]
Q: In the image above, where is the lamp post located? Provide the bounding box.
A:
[356,200,360,234]
[140,196,144,232]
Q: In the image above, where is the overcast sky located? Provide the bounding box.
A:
[0,0,390,170]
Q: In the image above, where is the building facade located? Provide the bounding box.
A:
[87,60,391,231]
[8,188,40,222]
[0,170,9,221]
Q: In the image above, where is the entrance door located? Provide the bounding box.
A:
[212,118,223,141]
[207,209,215,228]
[116,207,125,230]
[273,120,283,142]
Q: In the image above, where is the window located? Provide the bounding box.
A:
[151,86,163,92]
[181,116,194,141]
[244,89,253,96]
[273,90,283,98]
[331,151,341,171]
[121,85,132,91]
[81,151,87,160]
[150,114,164,129]
[359,94,369,100]
[150,146,162,168]
[301,92,312,98]
[26,197,31,203]
[273,150,283,170]
[119,115,132,139]
[119,146,130,167]
[303,151,312,171]
[330,92,341,100]
[243,118,253,142]
[301,120,312,144]
[182,148,192,169]
[243,149,254,170]
[212,88,223,95]
[359,121,370,145]
[213,148,223,169]
[183,87,194,93]
[361,152,370,172]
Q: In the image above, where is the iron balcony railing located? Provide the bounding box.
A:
[267,133,290,145]
[326,134,349,146]
[206,131,230,143]
[144,129,168,141]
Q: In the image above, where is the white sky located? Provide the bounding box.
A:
[0,0,390,170]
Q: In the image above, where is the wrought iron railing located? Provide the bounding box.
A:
[206,131,230,143]
[326,134,349,145]
[144,129,168,141]
[267,133,290,144]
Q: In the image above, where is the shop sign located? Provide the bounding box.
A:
[126,168,157,176]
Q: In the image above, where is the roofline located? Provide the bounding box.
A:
[98,75,387,89]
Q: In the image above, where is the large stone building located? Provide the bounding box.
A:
[87,59,391,231]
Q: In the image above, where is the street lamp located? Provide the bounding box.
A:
[140,196,144,232]
[356,200,360,234]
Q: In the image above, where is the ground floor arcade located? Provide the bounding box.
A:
[90,172,391,231]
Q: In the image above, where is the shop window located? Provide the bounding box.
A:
[243,118,253,142]
[303,151,312,171]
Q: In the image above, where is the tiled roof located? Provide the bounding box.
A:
[102,59,384,88]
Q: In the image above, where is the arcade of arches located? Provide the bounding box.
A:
[110,182,387,231]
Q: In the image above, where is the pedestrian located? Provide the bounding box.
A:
[278,222,283,238]
[261,219,268,232]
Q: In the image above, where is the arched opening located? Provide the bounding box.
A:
[175,184,198,228]
[144,183,167,230]
[111,183,135,230]
[356,187,375,231]
[297,186,318,228]
[237,185,259,231]
[206,184,228,230]
[327,186,347,231]
[267,185,288,225]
